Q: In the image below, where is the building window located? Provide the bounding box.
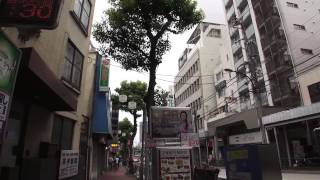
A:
[52,115,75,150]
[217,88,226,98]
[207,28,221,37]
[293,24,306,31]
[63,40,84,90]
[308,81,320,103]
[286,2,298,8]
[73,0,91,31]
[301,48,313,55]
[216,71,224,82]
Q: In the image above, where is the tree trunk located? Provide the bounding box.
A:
[145,63,157,117]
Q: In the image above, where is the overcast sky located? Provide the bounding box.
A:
[91,0,226,145]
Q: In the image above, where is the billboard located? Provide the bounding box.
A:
[99,58,110,92]
[151,107,193,139]
[0,31,21,143]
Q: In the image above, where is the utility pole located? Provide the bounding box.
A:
[232,17,267,144]
[139,106,147,180]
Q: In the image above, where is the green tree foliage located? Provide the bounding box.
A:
[118,117,133,159]
[154,86,170,107]
[93,0,203,112]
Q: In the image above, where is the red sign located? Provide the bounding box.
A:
[0,0,62,29]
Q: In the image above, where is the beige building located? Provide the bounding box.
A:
[0,0,96,180]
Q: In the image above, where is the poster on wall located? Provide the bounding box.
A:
[181,133,199,147]
[159,148,192,180]
[151,107,193,139]
[99,57,110,92]
[59,150,79,179]
[0,31,21,143]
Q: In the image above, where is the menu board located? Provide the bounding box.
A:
[159,149,192,180]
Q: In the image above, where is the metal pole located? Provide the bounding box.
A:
[139,106,147,180]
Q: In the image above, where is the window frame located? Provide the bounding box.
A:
[300,48,313,55]
[62,40,84,90]
[71,0,92,35]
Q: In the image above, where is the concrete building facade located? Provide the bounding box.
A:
[0,0,99,180]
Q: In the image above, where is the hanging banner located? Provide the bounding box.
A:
[181,133,199,147]
[0,31,21,143]
[99,58,110,92]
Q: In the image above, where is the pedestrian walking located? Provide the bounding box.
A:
[115,156,120,168]
[108,156,114,170]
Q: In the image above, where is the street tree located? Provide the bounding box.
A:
[93,0,203,113]
[118,117,134,161]
[113,80,147,173]
[154,86,170,107]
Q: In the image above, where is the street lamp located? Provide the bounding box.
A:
[224,66,267,144]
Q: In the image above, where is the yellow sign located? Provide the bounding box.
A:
[227,150,249,160]
[111,144,119,148]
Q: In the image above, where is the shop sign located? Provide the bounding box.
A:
[0,31,21,142]
[181,133,199,147]
[229,131,262,145]
[151,107,193,139]
[0,0,63,29]
[99,58,110,92]
[59,150,79,179]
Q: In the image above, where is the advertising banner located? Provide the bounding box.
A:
[151,107,193,139]
[99,58,110,92]
[181,133,199,147]
[0,31,21,143]
[59,150,79,179]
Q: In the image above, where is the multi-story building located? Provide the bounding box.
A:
[0,1,107,180]
[174,22,239,162]
[215,0,320,177]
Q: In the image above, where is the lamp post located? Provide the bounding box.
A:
[224,65,267,144]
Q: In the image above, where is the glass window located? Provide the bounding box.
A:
[74,0,91,30]
[286,2,298,8]
[301,48,313,55]
[207,28,221,38]
[308,81,320,103]
[63,40,84,89]
[293,24,306,31]
[52,115,75,150]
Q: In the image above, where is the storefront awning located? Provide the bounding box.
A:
[207,107,284,136]
[14,48,77,111]
[263,102,320,127]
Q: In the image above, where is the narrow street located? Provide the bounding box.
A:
[100,167,136,180]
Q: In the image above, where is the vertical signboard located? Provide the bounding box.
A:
[159,148,192,180]
[59,150,79,179]
[99,58,110,92]
[0,31,21,144]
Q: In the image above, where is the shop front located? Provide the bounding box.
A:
[263,103,320,171]
[0,48,78,180]
[207,107,283,164]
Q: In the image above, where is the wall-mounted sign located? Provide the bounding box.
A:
[0,0,63,29]
[59,150,79,179]
[151,107,193,139]
[99,58,110,92]
[229,131,262,145]
[0,31,21,144]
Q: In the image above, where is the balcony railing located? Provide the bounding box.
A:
[245,24,255,39]
[240,99,251,111]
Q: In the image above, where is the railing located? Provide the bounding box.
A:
[245,24,255,39]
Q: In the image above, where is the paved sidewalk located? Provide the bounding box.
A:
[100,167,136,180]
